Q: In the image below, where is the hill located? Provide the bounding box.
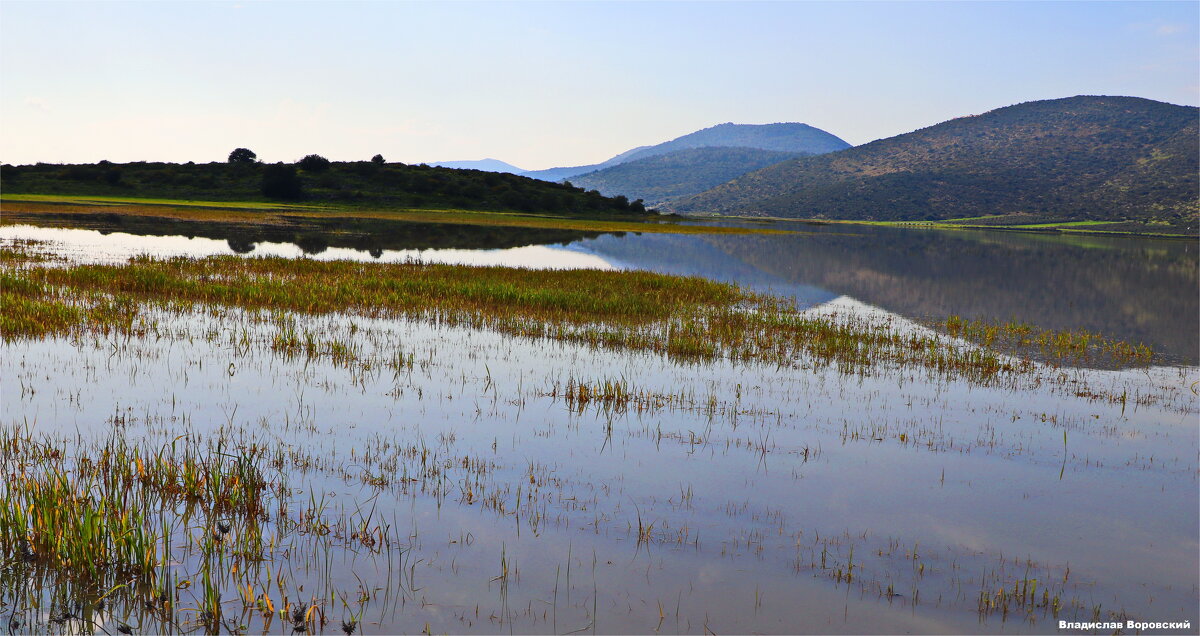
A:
[568,147,803,206]
[670,96,1199,233]
[0,158,651,217]
[428,158,525,173]
[521,122,849,182]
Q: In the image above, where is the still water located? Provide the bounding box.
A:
[3,219,1195,362]
[1,218,1197,634]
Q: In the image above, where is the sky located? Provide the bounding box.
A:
[1,1,1197,170]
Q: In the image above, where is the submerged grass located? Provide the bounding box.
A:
[0,426,274,603]
[0,245,1155,380]
[0,424,388,633]
[943,315,1154,365]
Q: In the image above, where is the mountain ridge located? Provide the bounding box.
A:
[428,158,526,173]
[669,96,1198,233]
[521,122,850,182]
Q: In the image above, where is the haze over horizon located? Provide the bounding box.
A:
[1,1,1196,169]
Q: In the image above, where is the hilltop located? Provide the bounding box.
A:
[568,146,803,207]
[521,122,850,182]
[670,96,1199,233]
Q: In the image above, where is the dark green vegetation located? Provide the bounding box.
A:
[0,156,651,217]
[568,147,803,207]
[672,96,1199,234]
[521,122,851,182]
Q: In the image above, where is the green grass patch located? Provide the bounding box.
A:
[1008,220,1120,229]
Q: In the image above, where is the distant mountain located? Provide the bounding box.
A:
[670,96,1199,232]
[520,146,652,182]
[569,147,804,206]
[428,158,525,173]
[521,123,850,182]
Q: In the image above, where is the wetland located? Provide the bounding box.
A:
[0,205,1197,634]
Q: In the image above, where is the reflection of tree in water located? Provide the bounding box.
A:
[294,234,329,255]
[227,238,256,254]
[11,212,610,256]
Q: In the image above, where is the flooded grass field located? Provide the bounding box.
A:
[0,218,1197,634]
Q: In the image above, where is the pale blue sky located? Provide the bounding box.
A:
[1,1,1196,169]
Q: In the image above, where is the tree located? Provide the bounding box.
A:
[228,148,257,164]
[298,154,331,172]
[371,154,386,165]
[261,164,303,200]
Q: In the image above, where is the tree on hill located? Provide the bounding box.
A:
[298,154,331,172]
[228,148,257,164]
[371,154,386,165]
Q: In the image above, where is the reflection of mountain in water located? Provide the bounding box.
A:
[8,212,607,255]
[583,225,1198,364]
[568,233,837,307]
[8,210,1194,364]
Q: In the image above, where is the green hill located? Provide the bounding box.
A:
[521,122,850,182]
[0,157,651,217]
[568,147,803,206]
[669,96,1199,233]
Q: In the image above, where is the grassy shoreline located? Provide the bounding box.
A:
[691,212,1197,239]
[0,195,793,236]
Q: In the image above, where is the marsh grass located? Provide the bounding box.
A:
[0,258,1185,631]
[0,428,272,583]
[0,246,1157,384]
[943,315,1154,365]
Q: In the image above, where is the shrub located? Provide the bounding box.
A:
[262,164,303,200]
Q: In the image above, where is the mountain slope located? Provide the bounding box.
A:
[670,96,1199,230]
[568,147,803,206]
[519,146,651,182]
[521,123,849,182]
[428,158,525,173]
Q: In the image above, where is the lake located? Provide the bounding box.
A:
[1,217,1197,634]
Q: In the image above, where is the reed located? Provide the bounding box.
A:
[0,246,1129,384]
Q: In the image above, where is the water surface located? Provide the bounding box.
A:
[1,217,1196,634]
